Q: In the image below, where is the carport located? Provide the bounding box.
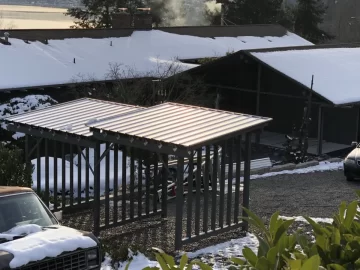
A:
[5,98,272,250]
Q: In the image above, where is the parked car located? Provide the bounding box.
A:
[0,186,101,270]
[344,141,360,181]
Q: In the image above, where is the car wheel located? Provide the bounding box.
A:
[346,175,354,181]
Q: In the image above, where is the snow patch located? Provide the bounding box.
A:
[32,144,136,196]
[0,227,96,268]
[250,161,343,180]
[118,251,159,270]
[6,224,43,236]
[279,215,333,224]
[187,233,259,259]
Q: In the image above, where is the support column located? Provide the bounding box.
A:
[161,154,168,218]
[255,63,262,143]
[25,135,29,164]
[355,106,360,142]
[93,142,101,236]
[242,133,252,232]
[317,106,324,156]
[215,88,220,109]
[174,157,184,251]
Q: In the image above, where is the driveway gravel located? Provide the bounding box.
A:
[63,168,360,260]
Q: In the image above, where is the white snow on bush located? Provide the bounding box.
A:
[251,48,360,105]
[0,95,57,140]
[279,215,333,224]
[0,226,96,268]
[0,30,312,90]
[0,95,57,118]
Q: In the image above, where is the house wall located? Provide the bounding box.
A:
[200,54,358,145]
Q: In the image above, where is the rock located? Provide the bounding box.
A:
[269,163,296,172]
[295,160,319,169]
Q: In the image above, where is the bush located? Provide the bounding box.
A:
[135,190,360,270]
[0,143,33,187]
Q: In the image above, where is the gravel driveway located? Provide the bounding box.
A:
[250,170,360,221]
[63,168,360,257]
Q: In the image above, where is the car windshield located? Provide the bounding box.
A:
[0,192,57,234]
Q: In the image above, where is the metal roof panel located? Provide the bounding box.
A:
[89,102,272,148]
[5,98,143,137]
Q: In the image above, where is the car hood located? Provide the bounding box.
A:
[347,148,360,160]
[0,225,98,269]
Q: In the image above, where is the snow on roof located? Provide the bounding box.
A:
[1,30,312,91]
[251,47,360,105]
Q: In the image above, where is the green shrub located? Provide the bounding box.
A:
[0,143,33,187]
[135,191,360,270]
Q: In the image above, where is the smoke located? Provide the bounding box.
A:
[205,0,222,15]
[155,0,222,26]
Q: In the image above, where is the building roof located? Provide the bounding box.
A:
[88,102,272,151]
[246,43,360,105]
[0,25,312,92]
[4,98,143,137]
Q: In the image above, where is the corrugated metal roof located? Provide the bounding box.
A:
[5,98,143,137]
[89,102,272,148]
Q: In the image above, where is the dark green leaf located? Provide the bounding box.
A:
[255,257,270,270]
[269,211,280,238]
[241,207,267,233]
[344,201,358,228]
[231,257,246,265]
[179,253,188,269]
[155,253,170,270]
[242,247,258,267]
[300,255,320,270]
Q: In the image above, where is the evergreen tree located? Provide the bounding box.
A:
[225,0,284,25]
[66,0,147,29]
[294,0,332,43]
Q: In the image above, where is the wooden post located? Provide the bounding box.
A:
[255,63,262,143]
[355,106,360,142]
[317,106,324,156]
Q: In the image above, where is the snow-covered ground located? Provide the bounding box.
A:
[100,210,342,269]
[100,233,259,270]
[250,160,343,180]
[279,215,333,224]
[0,30,312,90]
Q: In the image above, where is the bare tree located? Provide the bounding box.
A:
[70,60,215,108]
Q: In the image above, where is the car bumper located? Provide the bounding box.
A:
[344,161,360,178]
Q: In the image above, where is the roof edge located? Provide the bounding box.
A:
[241,50,335,105]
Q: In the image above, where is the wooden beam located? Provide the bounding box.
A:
[206,84,332,107]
